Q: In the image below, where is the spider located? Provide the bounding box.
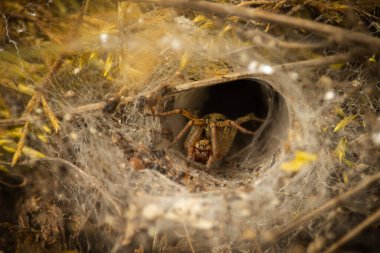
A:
[154,109,265,169]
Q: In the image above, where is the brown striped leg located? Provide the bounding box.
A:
[154,108,197,120]
[211,123,219,157]
[169,120,194,146]
[216,120,256,135]
[235,113,265,124]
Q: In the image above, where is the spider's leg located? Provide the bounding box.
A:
[235,113,265,124]
[205,122,218,169]
[206,154,215,169]
[169,120,194,146]
[216,120,256,135]
[154,108,197,120]
[210,122,219,159]
[184,122,204,159]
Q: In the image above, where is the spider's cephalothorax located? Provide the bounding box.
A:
[155,109,264,169]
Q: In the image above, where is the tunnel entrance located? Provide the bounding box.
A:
[160,78,289,169]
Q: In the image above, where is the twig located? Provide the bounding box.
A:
[174,51,354,94]
[153,0,380,50]
[67,101,106,114]
[0,102,106,127]
[262,171,380,250]
[183,223,196,253]
[231,38,328,52]
[275,51,354,70]
[173,72,261,94]
[238,28,331,50]
[324,207,380,253]
[0,117,33,127]
[238,1,271,7]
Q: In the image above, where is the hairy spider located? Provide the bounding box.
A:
[155,109,265,169]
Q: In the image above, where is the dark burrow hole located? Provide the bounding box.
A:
[160,78,289,168]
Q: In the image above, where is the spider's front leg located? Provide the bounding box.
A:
[206,122,218,169]
[152,108,198,146]
[184,124,204,160]
[170,120,194,146]
[235,113,265,124]
[153,108,198,120]
[216,120,256,135]
[216,113,265,135]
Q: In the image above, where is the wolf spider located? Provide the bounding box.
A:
[155,109,265,169]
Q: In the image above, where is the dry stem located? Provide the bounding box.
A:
[238,1,271,7]
[324,207,380,253]
[262,171,380,250]
[237,27,331,50]
[152,0,380,50]
[174,51,354,94]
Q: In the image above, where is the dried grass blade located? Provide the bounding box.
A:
[11,121,30,167]
[334,115,357,132]
[23,94,39,115]
[41,95,60,132]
